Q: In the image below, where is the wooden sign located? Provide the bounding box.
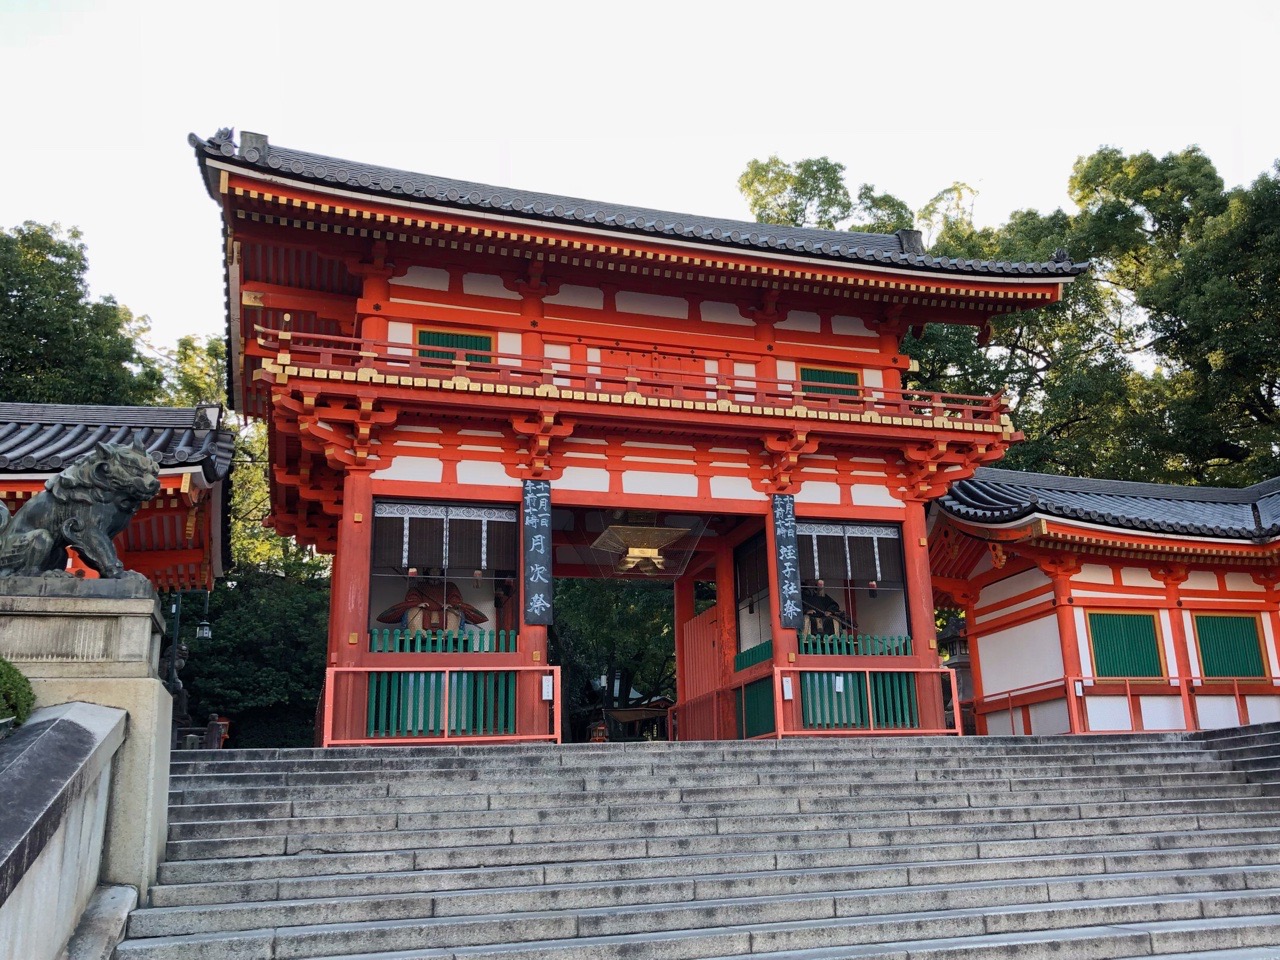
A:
[522,480,553,625]
[773,493,803,629]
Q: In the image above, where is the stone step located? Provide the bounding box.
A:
[167,775,1262,811]
[167,750,1225,775]
[134,860,1280,935]
[160,762,1239,793]
[112,889,1280,959]
[165,792,1280,829]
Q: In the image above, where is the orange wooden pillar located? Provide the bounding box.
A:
[673,572,697,707]
[714,540,739,739]
[902,498,944,731]
[328,465,375,741]
[1154,565,1198,732]
[1042,558,1084,733]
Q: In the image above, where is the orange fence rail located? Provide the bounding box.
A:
[973,675,1280,734]
[254,326,1009,429]
[670,666,961,740]
[323,665,561,747]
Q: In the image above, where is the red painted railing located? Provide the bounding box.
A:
[974,675,1280,734]
[254,325,1009,428]
[323,665,561,747]
[670,666,961,740]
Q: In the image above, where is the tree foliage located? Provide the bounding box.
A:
[739,147,1280,487]
[0,222,164,406]
[183,569,330,747]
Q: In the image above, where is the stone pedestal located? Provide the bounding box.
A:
[0,577,171,899]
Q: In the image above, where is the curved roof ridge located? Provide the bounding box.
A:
[190,129,1089,279]
[946,467,1280,541]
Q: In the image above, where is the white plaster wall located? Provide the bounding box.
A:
[462,273,519,299]
[862,369,884,389]
[831,315,871,336]
[1140,696,1187,731]
[849,484,901,507]
[622,470,698,497]
[456,461,519,488]
[1120,567,1161,588]
[1159,610,1180,677]
[1085,696,1133,731]
[778,310,820,331]
[1197,696,1244,729]
[371,456,444,483]
[1074,564,1113,585]
[497,332,523,363]
[702,301,753,326]
[1186,571,1218,591]
[795,481,840,505]
[1225,573,1266,592]
[979,569,1052,609]
[976,615,1063,694]
[544,284,604,309]
[710,476,766,501]
[1029,698,1071,736]
[1247,695,1280,724]
[396,266,450,290]
[556,467,611,493]
[617,291,687,319]
[984,710,1015,735]
[776,360,797,380]
[1074,607,1092,677]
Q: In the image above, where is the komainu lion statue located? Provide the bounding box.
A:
[0,439,161,579]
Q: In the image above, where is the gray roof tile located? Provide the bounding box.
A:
[939,468,1280,541]
[190,129,1088,280]
[0,403,234,482]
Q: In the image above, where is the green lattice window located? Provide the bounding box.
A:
[1088,612,1163,678]
[1196,615,1266,679]
[418,330,492,363]
[800,366,860,397]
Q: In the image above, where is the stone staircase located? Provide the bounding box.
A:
[115,729,1280,960]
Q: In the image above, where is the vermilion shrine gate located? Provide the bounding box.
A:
[191,128,1084,746]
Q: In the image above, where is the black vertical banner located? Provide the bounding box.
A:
[522,480,553,625]
[772,494,803,629]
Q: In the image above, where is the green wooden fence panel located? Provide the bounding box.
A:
[737,678,775,739]
[799,671,920,730]
[734,640,774,672]
[1197,615,1265,678]
[797,634,913,657]
[366,671,517,738]
[1088,613,1162,678]
[369,629,518,653]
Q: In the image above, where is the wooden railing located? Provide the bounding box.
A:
[369,628,518,654]
[733,640,774,673]
[797,634,913,657]
[670,666,960,740]
[323,665,561,746]
[974,675,1280,734]
[254,326,1009,428]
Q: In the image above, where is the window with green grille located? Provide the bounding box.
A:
[418,330,492,363]
[1196,615,1266,678]
[800,366,860,397]
[1088,612,1163,678]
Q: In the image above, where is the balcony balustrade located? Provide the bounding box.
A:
[253,326,1010,430]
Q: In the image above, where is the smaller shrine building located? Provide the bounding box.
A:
[0,403,234,591]
[932,469,1280,735]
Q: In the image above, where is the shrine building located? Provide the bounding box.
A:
[0,402,233,591]
[932,469,1280,735]
[190,128,1086,746]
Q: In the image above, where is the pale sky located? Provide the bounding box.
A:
[2,0,1278,349]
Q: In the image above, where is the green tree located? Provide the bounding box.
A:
[0,222,164,405]
[183,568,330,747]
[738,155,853,229]
[551,578,677,739]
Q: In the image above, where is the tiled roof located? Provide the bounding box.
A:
[0,404,234,482]
[191,129,1088,280]
[939,468,1280,541]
